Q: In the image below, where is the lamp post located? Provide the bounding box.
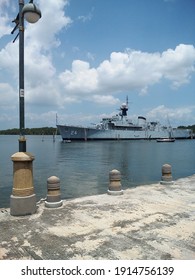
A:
[18,0,41,152]
[10,0,41,216]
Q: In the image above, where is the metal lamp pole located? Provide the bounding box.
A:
[12,0,42,152]
[10,0,41,216]
[19,0,26,152]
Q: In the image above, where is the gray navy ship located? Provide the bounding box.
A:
[57,98,192,141]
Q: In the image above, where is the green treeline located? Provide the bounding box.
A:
[0,127,59,135]
[177,124,195,133]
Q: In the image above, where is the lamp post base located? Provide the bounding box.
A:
[10,151,36,216]
[10,194,37,216]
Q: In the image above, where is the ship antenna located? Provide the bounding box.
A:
[56,113,58,126]
[126,96,128,107]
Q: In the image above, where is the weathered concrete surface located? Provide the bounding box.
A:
[0,175,195,260]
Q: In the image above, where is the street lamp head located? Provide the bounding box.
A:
[22,2,42,23]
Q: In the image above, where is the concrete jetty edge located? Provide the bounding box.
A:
[0,175,195,260]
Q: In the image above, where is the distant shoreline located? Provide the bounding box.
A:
[0,127,59,135]
[0,125,194,136]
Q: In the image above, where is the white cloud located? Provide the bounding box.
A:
[59,60,98,95]
[0,41,18,77]
[0,0,194,128]
[78,14,92,23]
[1,0,195,109]
[26,0,72,51]
[0,83,16,106]
[91,95,120,105]
[0,0,72,108]
[57,103,195,128]
[26,111,57,127]
[0,0,13,38]
[59,45,195,98]
[0,0,10,7]
[146,105,195,125]
[87,52,95,61]
[0,14,11,38]
[77,7,94,22]
[161,44,195,88]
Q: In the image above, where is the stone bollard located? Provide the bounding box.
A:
[108,169,123,195]
[45,176,63,208]
[160,164,174,185]
[10,152,37,216]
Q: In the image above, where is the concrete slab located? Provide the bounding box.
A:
[0,175,195,260]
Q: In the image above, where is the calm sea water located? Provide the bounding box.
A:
[0,135,194,208]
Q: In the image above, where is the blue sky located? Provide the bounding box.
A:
[0,0,195,129]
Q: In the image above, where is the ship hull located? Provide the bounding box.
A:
[57,125,191,141]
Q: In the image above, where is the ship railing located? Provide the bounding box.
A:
[58,124,98,129]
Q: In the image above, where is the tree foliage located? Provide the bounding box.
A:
[177,125,195,133]
[0,127,59,135]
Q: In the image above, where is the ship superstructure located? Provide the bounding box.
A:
[57,98,192,141]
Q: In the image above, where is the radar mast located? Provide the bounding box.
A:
[120,96,128,118]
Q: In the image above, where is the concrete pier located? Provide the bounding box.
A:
[0,175,195,260]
